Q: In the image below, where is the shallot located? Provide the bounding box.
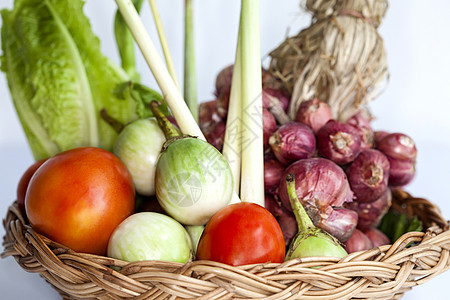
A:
[346,188,392,231]
[345,149,390,203]
[377,133,417,162]
[344,229,373,253]
[269,122,316,165]
[316,120,361,165]
[364,227,390,248]
[295,98,333,133]
[264,158,285,194]
[305,205,358,243]
[278,157,354,211]
[387,156,416,187]
[346,111,374,150]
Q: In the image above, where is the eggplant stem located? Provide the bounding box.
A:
[100,108,125,133]
[286,174,315,231]
[149,101,179,139]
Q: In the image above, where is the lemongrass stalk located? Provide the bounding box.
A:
[148,0,180,89]
[183,0,198,122]
[239,0,264,206]
[222,34,242,196]
[115,0,204,140]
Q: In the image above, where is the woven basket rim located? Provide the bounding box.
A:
[2,190,450,300]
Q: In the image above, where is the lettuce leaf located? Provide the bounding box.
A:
[1,0,159,160]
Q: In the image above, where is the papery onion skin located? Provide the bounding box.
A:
[346,188,392,231]
[386,156,416,187]
[264,87,290,112]
[364,227,390,248]
[204,120,226,151]
[269,122,316,165]
[306,206,358,243]
[377,133,417,162]
[316,120,362,165]
[295,98,333,133]
[214,64,234,98]
[344,229,373,253]
[346,111,374,150]
[374,130,389,146]
[263,108,277,149]
[346,149,390,203]
[264,158,285,194]
[278,157,354,211]
[264,194,283,218]
[199,100,222,132]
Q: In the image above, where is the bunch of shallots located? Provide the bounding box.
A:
[200,66,417,253]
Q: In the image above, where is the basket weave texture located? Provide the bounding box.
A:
[2,189,450,300]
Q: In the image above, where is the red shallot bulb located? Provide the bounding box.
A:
[376,133,417,162]
[346,149,390,203]
[364,228,390,248]
[278,157,354,211]
[346,188,392,231]
[264,87,290,112]
[306,205,358,243]
[316,120,362,165]
[344,229,373,253]
[295,98,333,133]
[214,64,233,98]
[262,90,291,125]
[387,156,416,187]
[216,90,230,119]
[264,194,283,218]
[269,122,316,165]
[264,158,285,194]
[204,120,226,151]
[346,111,374,150]
[263,108,277,149]
[277,210,298,247]
[199,100,221,131]
[374,130,389,146]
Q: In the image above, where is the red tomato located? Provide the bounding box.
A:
[25,147,135,255]
[16,158,47,216]
[196,202,285,266]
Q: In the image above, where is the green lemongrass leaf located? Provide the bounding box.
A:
[114,0,144,81]
[183,0,198,122]
[222,34,242,196]
[238,0,264,206]
[115,0,205,140]
[148,0,180,89]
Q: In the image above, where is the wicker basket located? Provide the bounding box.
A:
[2,189,449,300]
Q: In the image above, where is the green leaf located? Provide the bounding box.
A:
[1,0,157,159]
[113,81,169,119]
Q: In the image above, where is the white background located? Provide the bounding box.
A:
[1,0,449,299]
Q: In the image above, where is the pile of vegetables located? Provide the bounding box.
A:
[201,64,420,254]
[2,0,424,271]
